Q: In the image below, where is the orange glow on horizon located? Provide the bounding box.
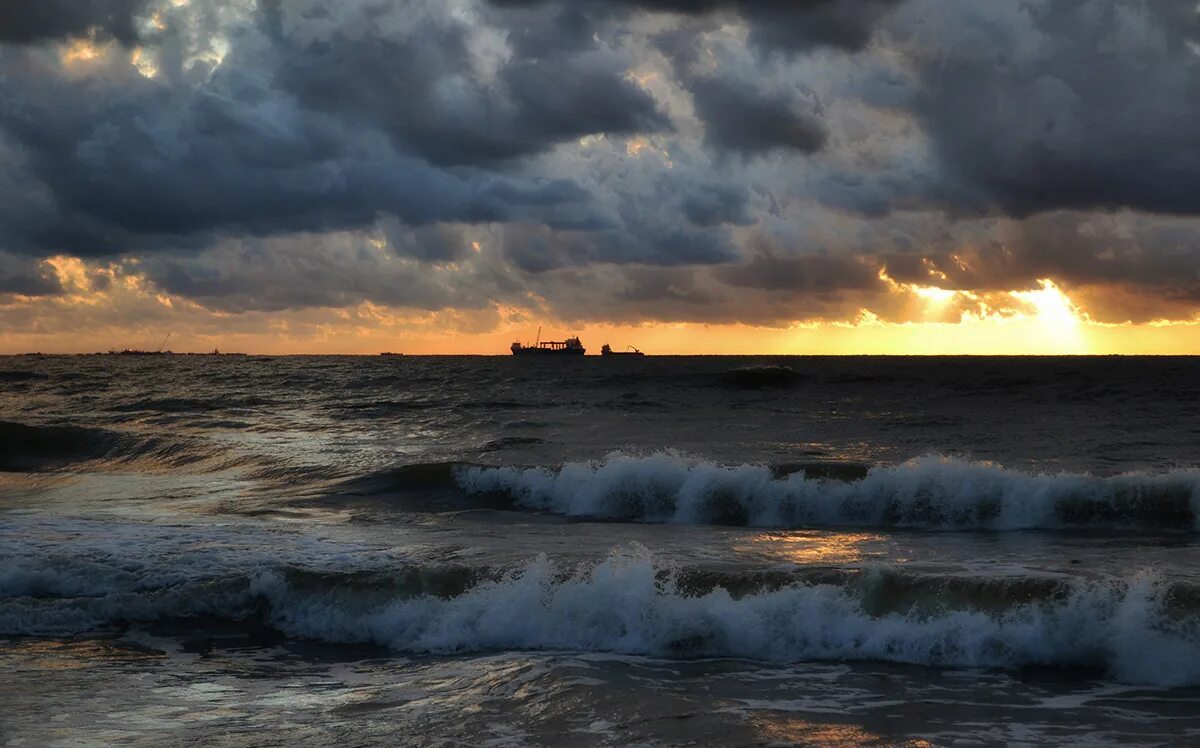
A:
[6,312,1200,356]
[4,257,1200,355]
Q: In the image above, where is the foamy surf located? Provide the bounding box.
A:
[254,550,1200,686]
[4,519,1200,686]
[456,454,1200,531]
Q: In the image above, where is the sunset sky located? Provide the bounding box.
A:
[2,0,1199,354]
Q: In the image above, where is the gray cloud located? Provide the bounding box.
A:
[0,0,150,45]
[0,8,610,257]
[267,2,671,166]
[682,183,755,226]
[489,0,905,52]
[690,76,827,156]
[901,1,1200,217]
[717,250,879,293]
[0,0,1198,329]
[0,253,59,296]
[140,231,492,313]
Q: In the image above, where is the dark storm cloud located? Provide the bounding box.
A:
[0,13,611,259]
[267,3,671,166]
[717,250,879,292]
[880,211,1200,303]
[499,222,736,273]
[907,1,1200,217]
[1,0,1199,326]
[138,232,492,313]
[0,0,150,45]
[689,77,827,156]
[0,254,59,296]
[488,0,904,52]
[379,221,472,264]
[682,183,754,226]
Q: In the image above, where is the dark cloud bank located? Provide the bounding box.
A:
[0,0,1197,323]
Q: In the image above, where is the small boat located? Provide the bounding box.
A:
[601,344,644,357]
[380,352,404,357]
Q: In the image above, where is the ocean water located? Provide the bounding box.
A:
[3,354,1200,746]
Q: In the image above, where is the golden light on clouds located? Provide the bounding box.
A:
[624,135,673,166]
[60,36,111,66]
[1009,280,1087,353]
[130,47,159,78]
[43,256,96,295]
[3,256,1200,355]
[874,272,1091,353]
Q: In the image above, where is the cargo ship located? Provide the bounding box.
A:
[107,333,172,355]
[601,344,644,357]
[511,329,585,356]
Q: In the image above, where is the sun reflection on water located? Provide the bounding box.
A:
[755,716,935,747]
[1,639,163,671]
[733,531,886,565]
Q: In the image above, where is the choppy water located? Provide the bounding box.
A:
[3,354,1200,746]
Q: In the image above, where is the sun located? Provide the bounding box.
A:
[1009,279,1087,354]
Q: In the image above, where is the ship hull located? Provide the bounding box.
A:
[511,347,585,356]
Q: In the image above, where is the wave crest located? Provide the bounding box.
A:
[6,530,1200,686]
[455,454,1200,531]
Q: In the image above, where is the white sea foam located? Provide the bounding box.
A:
[456,454,1200,530]
[4,520,1200,686]
[248,547,1200,686]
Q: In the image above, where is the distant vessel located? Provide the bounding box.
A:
[380,352,404,357]
[511,328,585,356]
[108,333,172,356]
[601,344,644,357]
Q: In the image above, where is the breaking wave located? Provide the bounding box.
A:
[252,555,1200,686]
[455,454,1200,531]
[4,521,1200,686]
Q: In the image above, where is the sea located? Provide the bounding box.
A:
[3,354,1200,747]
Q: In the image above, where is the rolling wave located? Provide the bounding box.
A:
[455,454,1200,531]
[0,420,239,472]
[3,521,1199,686]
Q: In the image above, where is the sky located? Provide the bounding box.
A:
[1,0,1199,354]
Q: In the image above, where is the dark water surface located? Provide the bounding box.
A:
[3,355,1200,746]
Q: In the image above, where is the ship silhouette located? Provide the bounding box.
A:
[510,327,585,356]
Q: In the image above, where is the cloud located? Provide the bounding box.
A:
[267,0,672,166]
[0,0,1198,336]
[682,183,755,226]
[0,254,59,296]
[898,0,1200,217]
[0,0,150,45]
[689,76,827,156]
[488,0,906,52]
[0,9,608,258]
[139,231,491,313]
[716,250,879,293]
